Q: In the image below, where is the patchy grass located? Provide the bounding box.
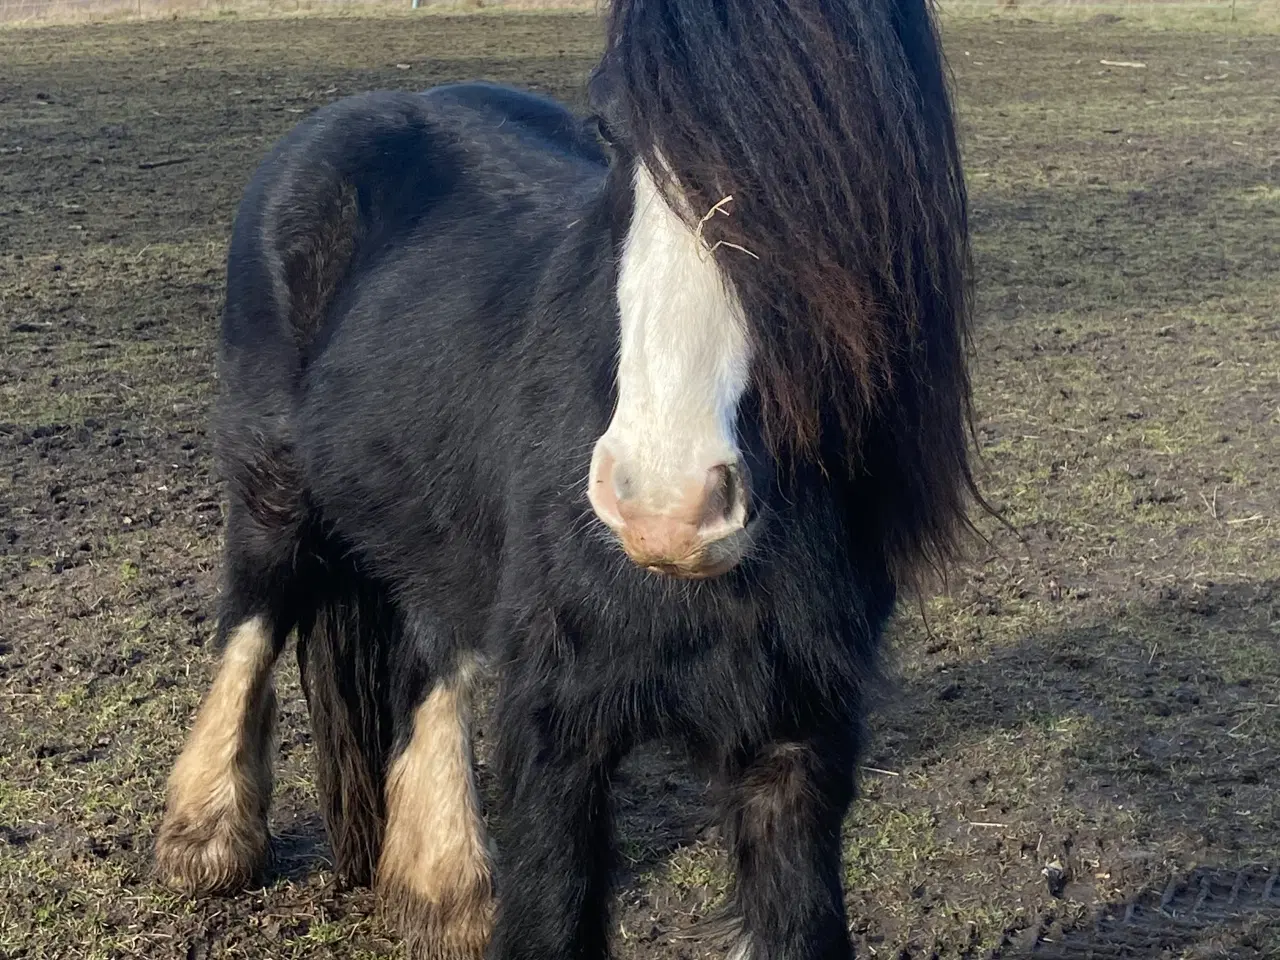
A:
[0,11,1277,960]
[0,0,598,28]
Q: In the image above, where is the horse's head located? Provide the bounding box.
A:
[581,0,978,588]
[583,63,756,580]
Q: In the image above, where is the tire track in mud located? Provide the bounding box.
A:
[1018,865,1280,958]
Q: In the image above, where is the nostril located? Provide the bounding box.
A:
[698,462,741,531]
[612,462,635,502]
[589,446,625,529]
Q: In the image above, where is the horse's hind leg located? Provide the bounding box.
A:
[376,640,493,960]
[154,614,284,894]
[155,452,303,895]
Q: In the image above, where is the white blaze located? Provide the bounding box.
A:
[591,163,752,518]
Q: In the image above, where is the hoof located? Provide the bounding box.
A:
[154,810,270,896]
[380,878,494,960]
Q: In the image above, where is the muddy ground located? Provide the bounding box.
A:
[1,11,1278,960]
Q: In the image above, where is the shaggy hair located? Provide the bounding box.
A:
[155,3,978,957]
[601,0,976,584]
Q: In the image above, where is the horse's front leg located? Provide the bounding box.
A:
[487,680,621,960]
[717,729,859,960]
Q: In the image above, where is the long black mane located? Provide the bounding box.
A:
[600,0,975,584]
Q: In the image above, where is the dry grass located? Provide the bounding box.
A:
[3,0,1278,28]
[0,0,595,27]
[940,1,1279,30]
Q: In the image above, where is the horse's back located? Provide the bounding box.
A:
[218,80,605,448]
[221,83,602,361]
[216,83,607,618]
[423,82,607,164]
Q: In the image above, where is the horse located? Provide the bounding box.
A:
[152,0,975,957]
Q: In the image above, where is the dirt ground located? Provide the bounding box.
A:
[1,11,1278,960]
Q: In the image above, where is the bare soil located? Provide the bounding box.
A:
[1,12,1278,960]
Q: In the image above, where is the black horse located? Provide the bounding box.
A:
[154,1,976,958]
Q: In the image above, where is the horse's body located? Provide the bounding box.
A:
[155,2,974,958]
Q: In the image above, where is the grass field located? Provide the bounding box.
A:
[1,10,1278,960]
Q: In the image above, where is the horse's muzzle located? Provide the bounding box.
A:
[589,452,752,579]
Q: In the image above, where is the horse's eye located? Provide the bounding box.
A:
[593,115,617,147]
